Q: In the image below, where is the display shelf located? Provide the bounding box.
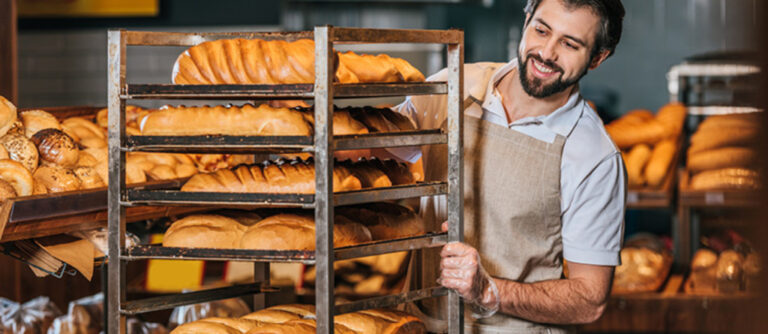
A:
[123,182,447,208]
[120,282,278,315]
[686,105,762,115]
[124,129,445,154]
[122,233,448,263]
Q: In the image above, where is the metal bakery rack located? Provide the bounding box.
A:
[107,27,465,333]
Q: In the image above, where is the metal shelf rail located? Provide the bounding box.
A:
[107,27,464,334]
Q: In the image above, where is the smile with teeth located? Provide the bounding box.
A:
[532,58,556,74]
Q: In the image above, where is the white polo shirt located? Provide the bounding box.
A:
[389,60,626,266]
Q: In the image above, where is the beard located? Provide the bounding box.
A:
[516,51,590,98]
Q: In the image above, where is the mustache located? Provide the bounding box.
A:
[526,53,563,74]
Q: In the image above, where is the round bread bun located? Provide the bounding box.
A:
[239,214,372,250]
[76,151,99,167]
[0,159,34,196]
[20,109,61,138]
[83,147,108,163]
[73,166,105,189]
[163,214,247,249]
[61,117,105,142]
[79,136,107,149]
[170,321,241,334]
[33,165,81,193]
[0,96,18,138]
[0,133,39,172]
[0,179,17,201]
[200,318,262,333]
[31,129,79,168]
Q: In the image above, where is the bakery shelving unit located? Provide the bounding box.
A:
[107,27,464,333]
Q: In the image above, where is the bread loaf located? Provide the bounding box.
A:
[0,96,18,138]
[20,109,61,138]
[200,317,263,332]
[239,213,372,250]
[31,129,79,168]
[181,160,362,194]
[369,158,415,185]
[654,102,686,137]
[689,168,760,191]
[337,203,425,240]
[33,166,81,193]
[644,138,677,188]
[163,214,247,249]
[242,304,315,323]
[687,147,757,173]
[696,113,761,133]
[689,125,759,155]
[623,144,651,187]
[172,38,423,85]
[171,321,241,334]
[343,159,392,188]
[0,159,34,196]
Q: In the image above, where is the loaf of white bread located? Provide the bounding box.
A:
[171,38,425,85]
[170,304,425,334]
[607,103,686,189]
[181,158,415,194]
[686,113,761,191]
[162,203,424,250]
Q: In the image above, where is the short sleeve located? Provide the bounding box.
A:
[561,152,626,266]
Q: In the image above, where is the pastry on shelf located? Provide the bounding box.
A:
[611,234,672,294]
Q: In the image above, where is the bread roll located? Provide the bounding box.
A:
[19,109,61,138]
[0,159,34,196]
[140,104,313,136]
[239,213,372,250]
[690,168,760,191]
[31,129,79,168]
[33,166,81,193]
[0,133,39,172]
[623,144,651,187]
[687,147,757,172]
[181,161,362,194]
[689,125,759,155]
[0,96,18,138]
[72,166,105,189]
[61,117,105,142]
[0,179,17,200]
[171,321,241,334]
[644,138,677,188]
[163,214,247,249]
[172,38,423,85]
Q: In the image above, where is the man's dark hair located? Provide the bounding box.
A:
[524,0,625,58]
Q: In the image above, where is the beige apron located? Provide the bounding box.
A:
[406,111,569,334]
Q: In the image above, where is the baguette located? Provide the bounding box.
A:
[607,118,668,149]
[655,102,687,138]
[239,213,372,250]
[181,160,362,194]
[623,144,652,187]
[689,125,759,154]
[644,138,677,188]
[337,203,425,240]
[687,147,757,172]
[172,38,423,85]
[689,168,760,191]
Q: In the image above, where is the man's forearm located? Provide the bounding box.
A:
[491,277,607,324]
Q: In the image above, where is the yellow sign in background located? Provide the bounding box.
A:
[19,0,158,18]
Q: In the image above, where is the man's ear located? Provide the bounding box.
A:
[589,49,611,70]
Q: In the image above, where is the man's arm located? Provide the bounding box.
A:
[493,261,612,324]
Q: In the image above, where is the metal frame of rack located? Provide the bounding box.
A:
[107,27,464,334]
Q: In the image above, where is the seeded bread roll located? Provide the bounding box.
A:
[239,213,372,250]
[0,133,39,172]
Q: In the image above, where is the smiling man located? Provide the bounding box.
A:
[388,0,627,333]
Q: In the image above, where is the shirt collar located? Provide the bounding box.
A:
[485,58,585,138]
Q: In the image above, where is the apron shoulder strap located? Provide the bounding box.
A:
[464,62,505,107]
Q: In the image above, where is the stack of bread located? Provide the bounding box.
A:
[611,234,673,294]
[686,113,761,191]
[162,203,425,251]
[180,158,415,194]
[170,304,425,334]
[171,38,424,85]
[606,103,687,189]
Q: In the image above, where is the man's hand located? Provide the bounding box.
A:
[438,222,500,318]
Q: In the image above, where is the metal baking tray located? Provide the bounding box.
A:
[121,232,448,263]
[124,129,445,154]
[123,181,447,208]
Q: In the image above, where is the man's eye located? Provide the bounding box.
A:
[564,41,577,50]
[535,28,546,36]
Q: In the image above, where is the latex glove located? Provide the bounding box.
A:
[438,240,500,319]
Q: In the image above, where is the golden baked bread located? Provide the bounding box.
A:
[689,124,759,155]
[61,117,106,143]
[200,317,263,332]
[690,168,760,191]
[335,309,426,334]
[243,320,318,334]
[607,118,668,149]
[654,102,686,138]
[96,105,149,129]
[0,133,39,172]
[0,96,18,138]
[685,249,719,294]
[140,104,313,136]
[612,247,672,294]
[72,166,105,189]
[31,129,80,168]
[368,159,415,185]
[644,138,677,188]
[297,108,370,136]
[172,38,423,85]
[20,109,61,138]
[342,159,392,188]
[126,152,199,182]
[163,214,247,249]
[239,213,372,250]
[0,159,34,196]
[337,203,424,240]
[188,154,256,173]
[623,144,651,187]
[0,179,17,200]
[696,113,761,133]
[687,147,757,173]
[181,160,362,194]
[171,321,241,334]
[33,166,81,193]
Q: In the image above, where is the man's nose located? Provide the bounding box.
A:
[539,38,558,62]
